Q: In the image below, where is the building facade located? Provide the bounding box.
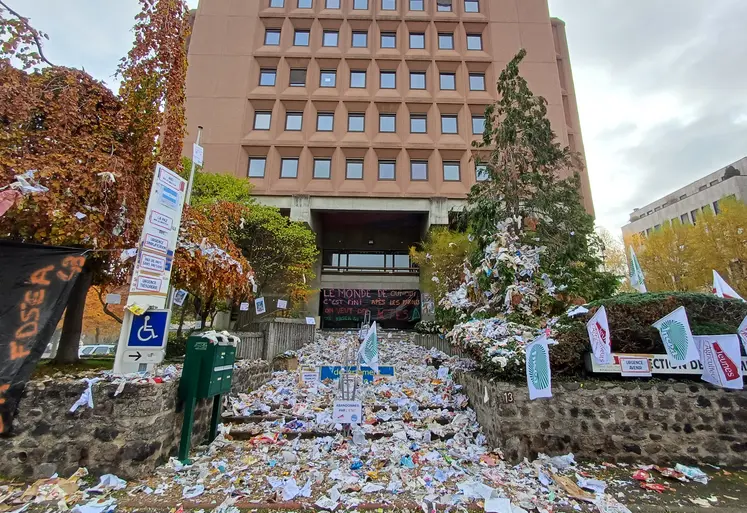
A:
[622,157,747,239]
[184,0,591,328]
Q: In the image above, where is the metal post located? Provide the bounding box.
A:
[178,395,197,463]
[208,393,222,443]
[185,126,203,206]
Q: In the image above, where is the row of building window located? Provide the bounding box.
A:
[265,28,483,51]
[248,157,489,181]
[259,67,486,90]
[639,200,726,237]
[254,110,486,134]
[270,0,480,13]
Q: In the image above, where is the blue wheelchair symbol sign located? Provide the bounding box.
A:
[128,310,168,348]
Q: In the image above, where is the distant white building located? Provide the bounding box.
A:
[622,156,747,238]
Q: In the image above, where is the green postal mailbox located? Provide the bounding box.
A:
[178,331,239,462]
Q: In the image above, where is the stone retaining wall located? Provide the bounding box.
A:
[455,371,747,467]
[0,362,272,481]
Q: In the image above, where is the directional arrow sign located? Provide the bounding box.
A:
[123,350,165,365]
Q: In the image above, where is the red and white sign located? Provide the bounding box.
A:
[619,357,652,377]
[586,306,611,365]
[713,270,744,301]
[695,335,743,390]
[149,210,173,231]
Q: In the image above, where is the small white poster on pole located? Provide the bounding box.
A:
[332,401,362,424]
[192,143,204,167]
[277,299,288,309]
[239,302,250,311]
[105,293,121,305]
[173,289,188,306]
[255,297,266,315]
[305,317,316,325]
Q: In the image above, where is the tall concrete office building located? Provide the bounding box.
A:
[184,0,591,328]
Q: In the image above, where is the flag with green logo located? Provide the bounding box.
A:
[526,335,552,400]
[358,321,379,374]
[628,246,646,293]
[652,306,699,365]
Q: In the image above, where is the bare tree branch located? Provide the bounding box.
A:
[0,0,56,67]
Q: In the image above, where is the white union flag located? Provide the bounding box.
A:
[586,306,612,365]
[651,306,699,366]
[525,335,552,400]
[694,335,743,390]
[738,314,747,354]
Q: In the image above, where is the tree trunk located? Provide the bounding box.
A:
[95,326,100,345]
[54,267,93,364]
[176,305,186,339]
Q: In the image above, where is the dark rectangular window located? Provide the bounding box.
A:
[280,158,299,178]
[382,0,396,9]
[380,71,396,88]
[467,34,482,50]
[476,164,488,181]
[298,0,312,7]
[354,0,368,8]
[270,0,284,7]
[472,116,485,134]
[381,32,397,48]
[323,31,339,46]
[440,73,456,90]
[469,73,485,90]
[314,159,332,179]
[380,113,396,132]
[713,200,721,214]
[441,115,458,133]
[411,160,428,180]
[464,0,479,12]
[348,113,365,132]
[254,112,272,130]
[443,161,460,181]
[285,112,303,131]
[289,68,306,86]
[350,70,367,88]
[265,29,281,45]
[410,0,424,10]
[379,160,396,180]
[320,70,337,87]
[690,209,698,224]
[259,69,277,86]
[410,72,426,89]
[326,0,340,7]
[317,112,334,131]
[352,31,368,47]
[347,160,364,179]
[248,158,266,177]
[294,30,310,46]
[410,33,425,49]
[436,0,452,11]
[438,33,454,50]
[680,213,689,224]
[410,114,427,133]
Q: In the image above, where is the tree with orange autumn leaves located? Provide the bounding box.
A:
[0,1,223,363]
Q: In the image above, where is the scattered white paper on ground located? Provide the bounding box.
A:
[182,484,205,499]
[484,497,512,513]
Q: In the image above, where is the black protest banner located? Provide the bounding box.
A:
[0,242,87,434]
[321,288,421,329]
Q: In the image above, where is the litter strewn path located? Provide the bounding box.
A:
[117,333,636,513]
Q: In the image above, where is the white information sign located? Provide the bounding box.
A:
[277,299,288,309]
[105,293,121,305]
[192,143,204,167]
[123,349,165,365]
[305,317,316,325]
[332,400,362,424]
[300,367,318,384]
[173,289,188,306]
[127,164,187,310]
[619,357,652,377]
[588,353,747,376]
[240,302,250,311]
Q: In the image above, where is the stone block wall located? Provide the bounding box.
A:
[455,372,747,466]
[0,361,271,481]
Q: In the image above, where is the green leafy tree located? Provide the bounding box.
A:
[462,49,617,304]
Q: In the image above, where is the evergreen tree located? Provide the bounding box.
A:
[462,49,617,304]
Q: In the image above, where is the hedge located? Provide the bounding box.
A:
[552,292,747,376]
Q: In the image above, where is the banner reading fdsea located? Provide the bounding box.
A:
[0,242,87,434]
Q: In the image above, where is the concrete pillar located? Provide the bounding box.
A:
[306,210,323,323]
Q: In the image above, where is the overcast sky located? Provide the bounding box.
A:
[14,0,747,234]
